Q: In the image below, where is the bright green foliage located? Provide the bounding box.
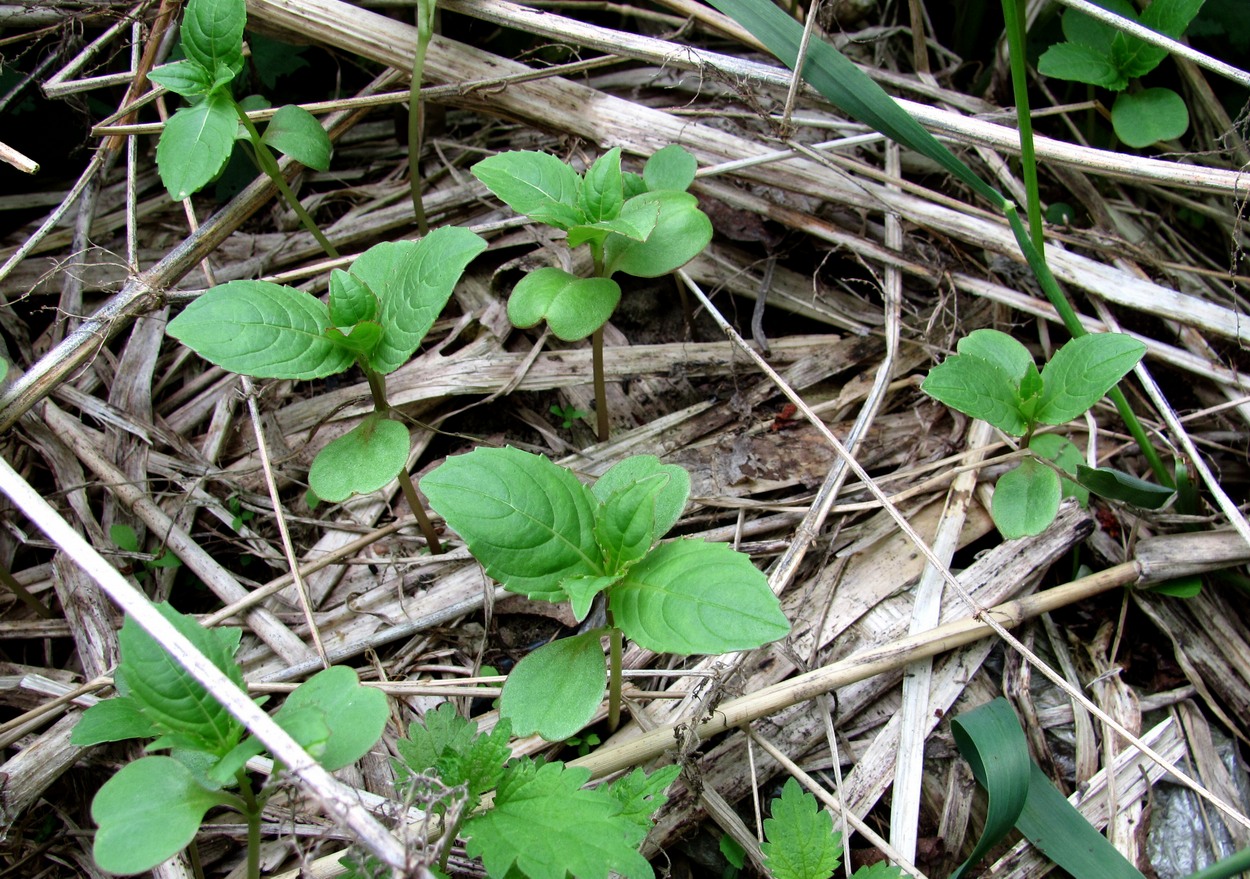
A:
[110,523,181,578]
[509,268,621,341]
[606,765,682,829]
[72,604,388,876]
[1075,464,1176,508]
[463,761,653,879]
[550,404,589,428]
[395,703,512,814]
[423,448,788,739]
[1038,0,1206,146]
[922,328,1153,537]
[167,229,485,502]
[148,0,333,200]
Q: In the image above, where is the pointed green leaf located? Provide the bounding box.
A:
[1143,575,1202,598]
[148,60,214,97]
[1038,41,1129,89]
[324,320,382,356]
[168,280,355,379]
[611,539,789,654]
[472,150,584,230]
[761,778,844,879]
[956,329,1033,384]
[921,354,1028,436]
[1076,465,1175,509]
[422,446,604,598]
[643,144,697,192]
[623,171,647,199]
[564,574,621,623]
[261,104,332,171]
[606,765,681,830]
[592,456,690,571]
[91,756,228,875]
[507,267,620,342]
[1028,434,1089,506]
[500,632,605,741]
[1036,333,1146,425]
[566,211,658,249]
[308,416,410,503]
[463,761,652,879]
[580,147,624,222]
[71,696,158,746]
[992,457,1062,539]
[329,269,379,326]
[603,191,711,278]
[179,0,245,85]
[274,666,387,770]
[157,90,238,201]
[1112,88,1189,147]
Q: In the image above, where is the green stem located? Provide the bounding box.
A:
[591,327,609,443]
[1000,0,1044,252]
[1180,846,1250,879]
[234,771,262,879]
[438,805,467,873]
[408,0,435,234]
[607,624,623,732]
[234,103,339,259]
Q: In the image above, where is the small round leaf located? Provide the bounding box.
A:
[603,191,712,278]
[309,416,410,502]
[507,267,620,341]
[991,457,1062,539]
[1112,88,1189,148]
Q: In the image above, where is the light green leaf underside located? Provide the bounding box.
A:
[992,457,1062,539]
[309,417,410,503]
[261,104,332,171]
[500,631,606,740]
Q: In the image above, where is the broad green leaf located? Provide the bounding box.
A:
[507,267,621,341]
[992,457,1062,539]
[593,455,690,534]
[71,696,157,746]
[157,90,238,201]
[308,416,410,503]
[1112,30,1169,81]
[110,522,140,552]
[463,761,652,879]
[1062,0,1137,50]
[603,191,711,278]
[500,631,606,741]
[956,329,1033,384]
[168,280,355,379]
[851,865,905,879]
[422,446,604,598]
[761,778,843,879]
[1144,575,1203,597]
[643,144,697,192]
[611,539,789,654]
[353,227,487,374]
[921,354,1028,436]
[580,147,624,222]
[324,320,382,356]
[91,756,228,875]
[592,456,690,571]
[261,104,332,171]
[1076,465,1175,508]
[606,765,681,830]
[566,211,659,249]
[623,171,647,199]
[1112,88,1190,147]
[328,269,379,326]
[1029,434,1089,506]
[472,150,584,230]
[1141,0,1207,38]
[179,0,245,86]
[274,666,387,770]
[112,605,245,756]
[148,59,214,97]
[398,702,480,773]
[1036,333,1146,425]
[564,574,621,623]
[1038,41,1130,89]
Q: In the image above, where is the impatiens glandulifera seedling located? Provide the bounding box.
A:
[70,603,387,878]
[471,146,713,441]
[148,0,340,255]
[922,328,1173,538]
[421,448,790,740]
[167,227,487,553]
[387,702,681,879]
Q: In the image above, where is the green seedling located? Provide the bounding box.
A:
[422,448,790,739]
[167,227,487,553]
[761,779,904,879]
[1038,0,1207,147]
[550,403,590,429]
[389,702,680,879]
[71,603,387,878]
[148,0,339,255]
[471,146,712,441]
[110,523,182,580]
[922,328,1173,538]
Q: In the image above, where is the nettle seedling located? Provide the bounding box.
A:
[70,603,387,878]
[922,328,1173,538]
[1038,0,1205,147]
[378,703,680,879]
[471,146,713,441]
[761,779,904,879]
[167,227,487,552]
[421,447,790,739]
[148,0,339,254]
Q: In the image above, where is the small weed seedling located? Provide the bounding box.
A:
[386,702,681,879]
[550,403,590,429]
[167,227,487,552]
[422,447,790,739]
[922,328,1173,538]
[71,603,387,878]
[471,146,712,440]
[148,0,339,254]
[110,523,182,580]
[1038,0,1206,147]
[762,779,904,879]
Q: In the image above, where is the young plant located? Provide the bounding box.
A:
[921,328,1172,538]
[1038,0,1206,147]
[70,603,387,878]
[110,523,182,580]
[471,145,713,441]
[388,702,681,879]
[421,448,790,739]
[167,227,487,552]
[762,778,904,879]
[550,403,590,429]
[147,0,339,255]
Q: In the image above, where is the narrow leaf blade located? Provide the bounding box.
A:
[1076,465,1175,508]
